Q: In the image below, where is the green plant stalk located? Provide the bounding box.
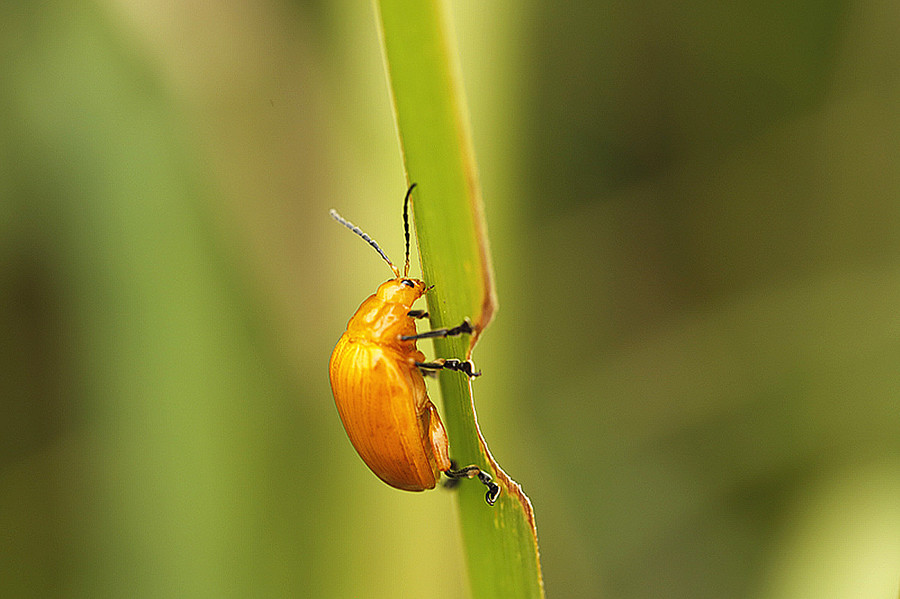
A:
[375,2,544,597]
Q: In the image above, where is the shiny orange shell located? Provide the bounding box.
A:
[329,278,453,491]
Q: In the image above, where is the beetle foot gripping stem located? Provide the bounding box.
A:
[416,358,481,378]
[444,465,501,506]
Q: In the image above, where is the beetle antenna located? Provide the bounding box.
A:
[402,183,416,278]
[329,209,400,278]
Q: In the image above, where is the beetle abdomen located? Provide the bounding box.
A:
[329,335,441,491]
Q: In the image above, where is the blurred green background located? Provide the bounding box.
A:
[3,1,899,597]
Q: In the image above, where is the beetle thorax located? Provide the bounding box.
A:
[345,278,427,348]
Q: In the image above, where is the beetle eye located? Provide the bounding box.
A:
[401,279,415,288]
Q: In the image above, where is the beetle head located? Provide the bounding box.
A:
[376,277,427,306]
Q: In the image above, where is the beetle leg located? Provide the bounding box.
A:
[442,460,463,490]
[400,318,474,341]
[406,309,429,319]
[444,464,501,506]
[419,367,439,379]
[415,358,481,378]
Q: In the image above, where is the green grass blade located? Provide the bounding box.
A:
[375,2,545,597]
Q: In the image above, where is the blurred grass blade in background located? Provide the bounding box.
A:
[375,1,545,597]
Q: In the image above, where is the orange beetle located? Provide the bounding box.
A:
[328,184,499,505]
